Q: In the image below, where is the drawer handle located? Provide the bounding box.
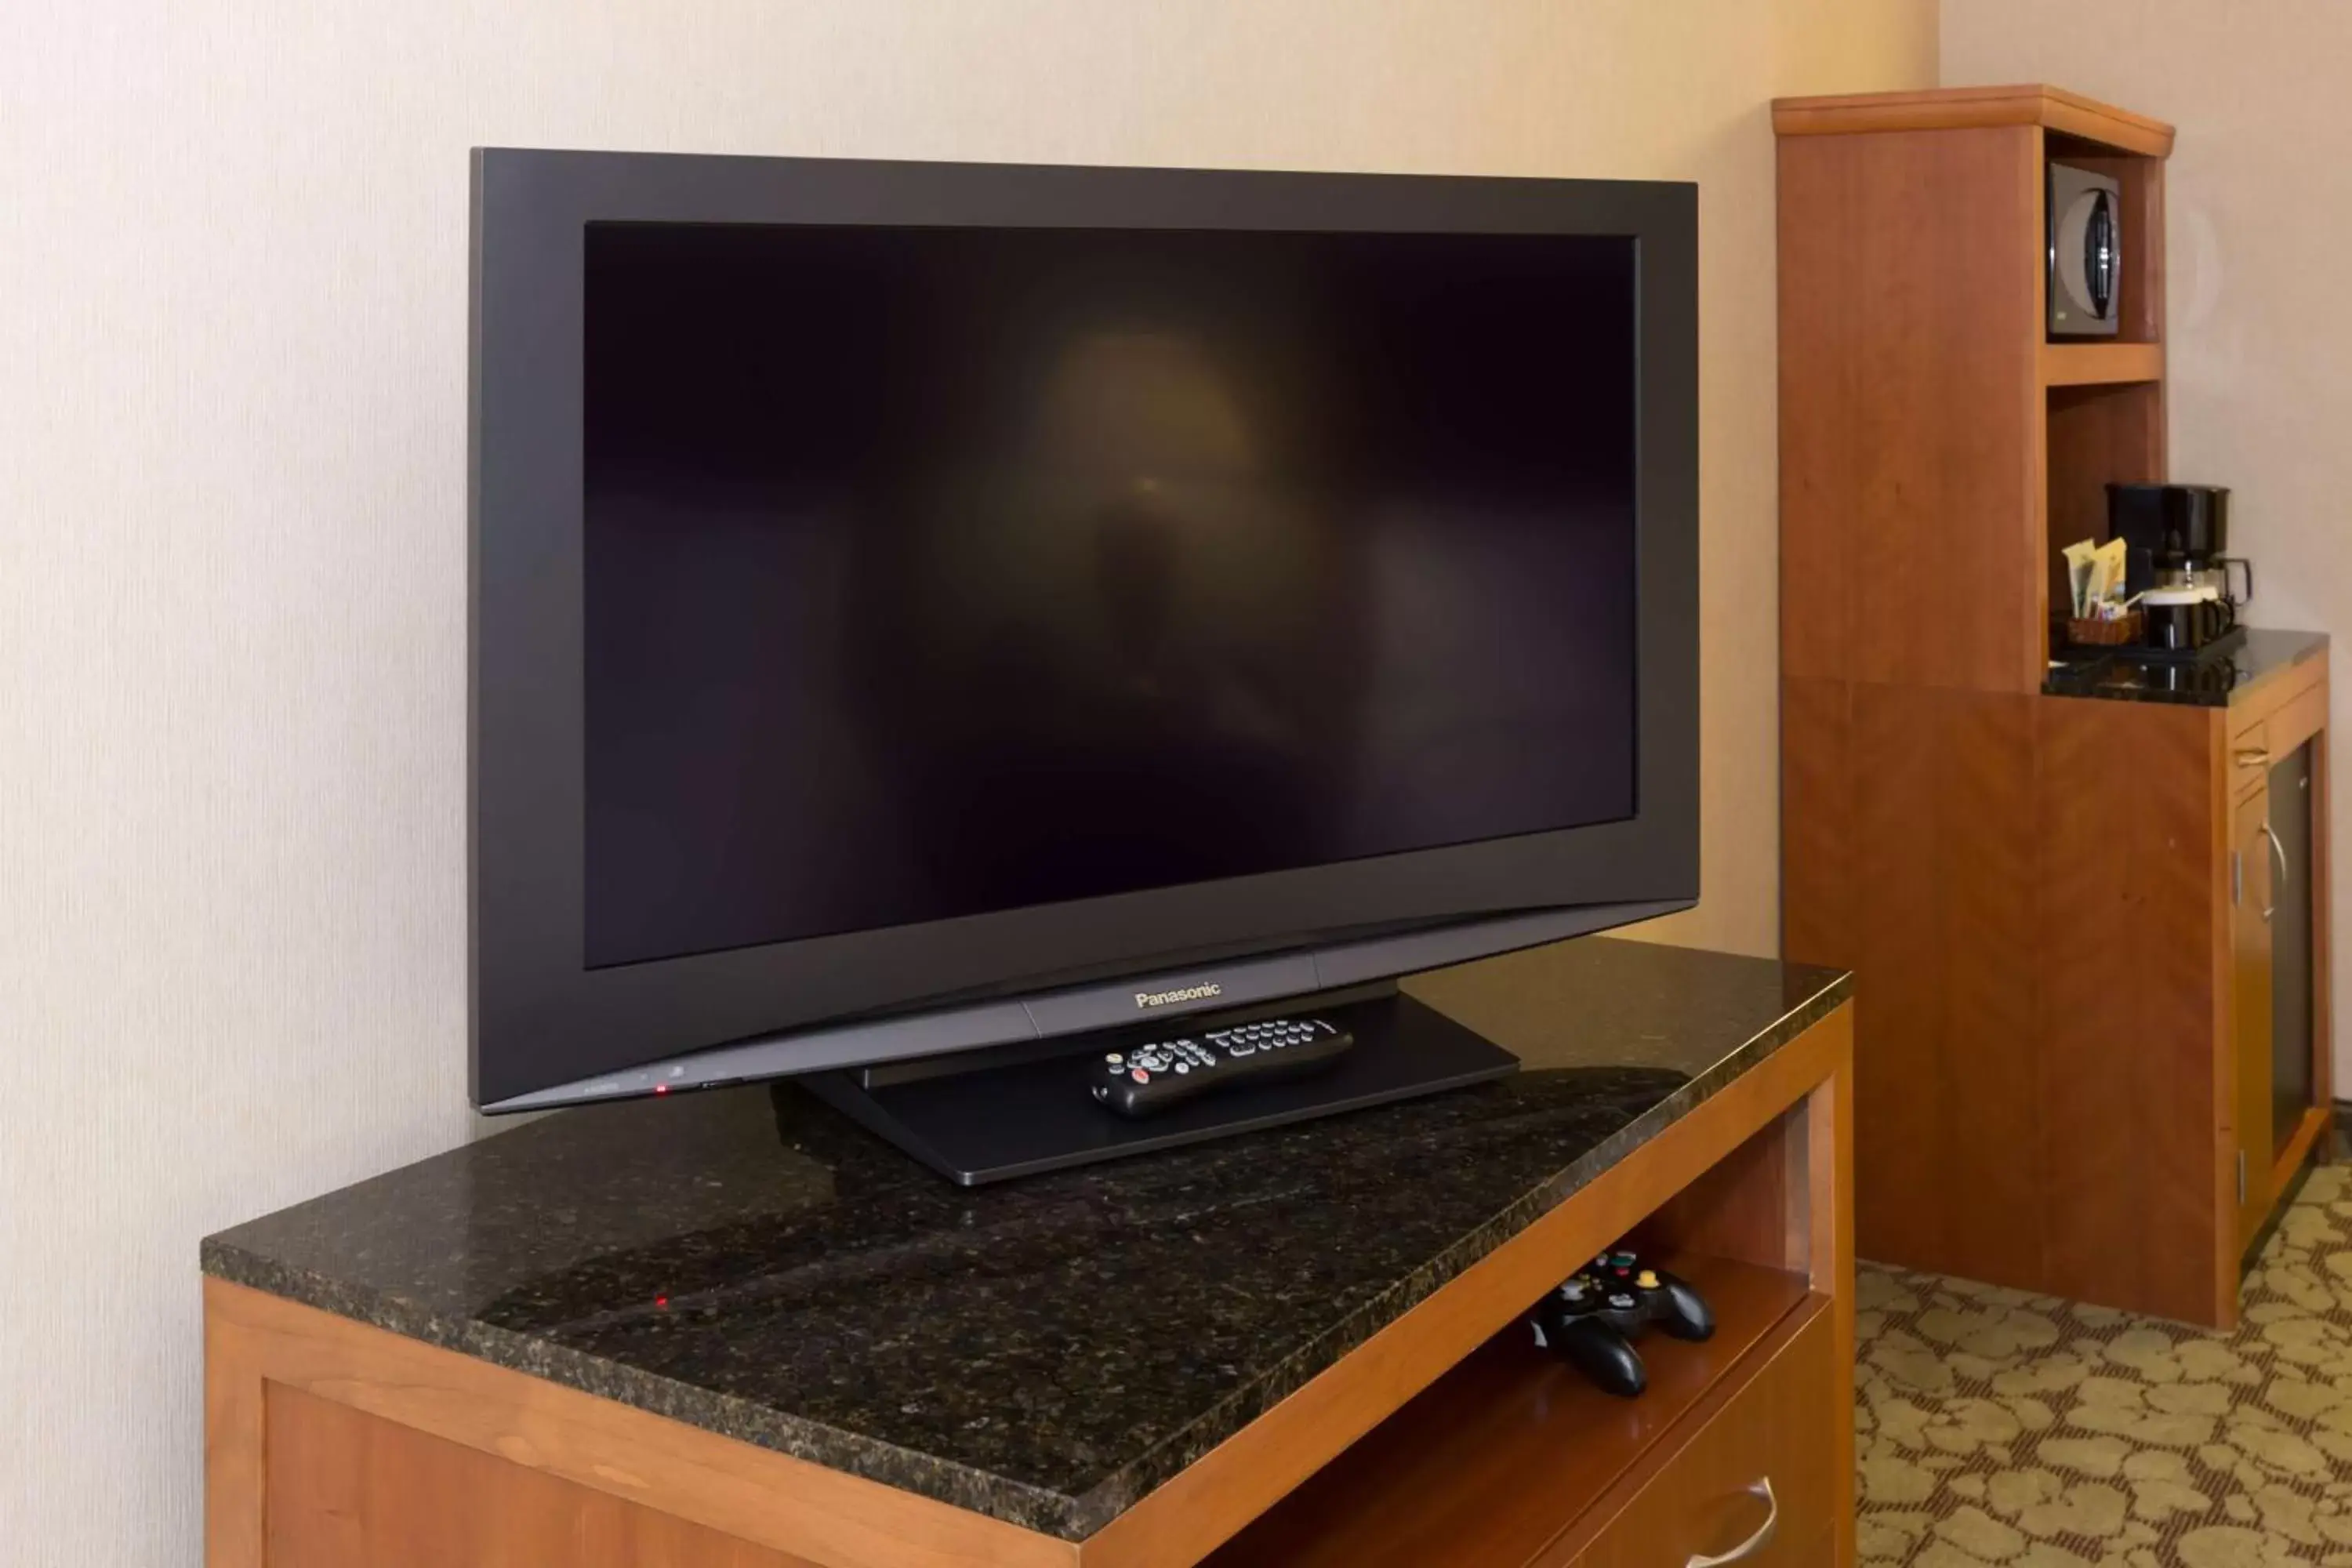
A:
[2237,746,2271,768]
[1686,1477,1777,1567]
[2263,820,2288,920]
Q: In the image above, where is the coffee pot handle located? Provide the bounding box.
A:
[2221,555,2255,604]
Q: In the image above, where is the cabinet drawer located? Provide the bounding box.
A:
[1546,1308,1836,1568]
[2232,718,2274,798]
[2234,684,2327,805]
[2232,662,2328,774]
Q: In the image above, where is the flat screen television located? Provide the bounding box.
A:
[470,149,1699,1150]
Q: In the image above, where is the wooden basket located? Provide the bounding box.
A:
[2066,610,2144,648]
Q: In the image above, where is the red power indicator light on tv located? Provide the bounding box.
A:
[655,1295,670,1309]
[654,1083,669,1095]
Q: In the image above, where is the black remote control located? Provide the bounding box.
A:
[1091,1018,1354,1118]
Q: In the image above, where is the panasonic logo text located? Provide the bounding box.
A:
[1134,983,1222,1009]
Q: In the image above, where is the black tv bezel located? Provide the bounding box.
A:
[469,148,1699,1109]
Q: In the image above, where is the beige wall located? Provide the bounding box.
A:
[0,3,1932,1558]
[1943,3,2352,1086]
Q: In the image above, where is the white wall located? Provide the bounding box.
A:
[0,3,1933,1559]
[1942,2,2352,1088]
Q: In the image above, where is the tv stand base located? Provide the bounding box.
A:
[800,989,1518,1185]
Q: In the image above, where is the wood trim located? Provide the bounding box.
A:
[2269,681,2330,760]
[2040,342,2164,387]
[1807,1037,1857,1568]
[1073,1007,1852,1568]
[2271,1104,2330,1203]
[204,1278,1082,1568]
[1773,84,2174,158]
[205,1290,268,1568]
[2208,707,2242,1327]
[2314,728,2336,1123]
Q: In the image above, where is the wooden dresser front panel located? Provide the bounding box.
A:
[1547,1308,1836,1568]
[1781,678,2045,1291]
[1776,123,2046,695]
[263,1382,820,1568]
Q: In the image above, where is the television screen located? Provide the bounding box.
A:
[582,222,1639,971]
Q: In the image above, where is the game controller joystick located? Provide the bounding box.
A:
[1528,1248,1715,1398]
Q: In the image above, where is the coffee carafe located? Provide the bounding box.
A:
[2106,483,2252,650]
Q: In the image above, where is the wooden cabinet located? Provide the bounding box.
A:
[1775,85,2332,1327]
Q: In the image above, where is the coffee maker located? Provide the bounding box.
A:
[2106,483,2252,654]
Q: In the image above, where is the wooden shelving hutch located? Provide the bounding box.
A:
[1773,85,2332,1327]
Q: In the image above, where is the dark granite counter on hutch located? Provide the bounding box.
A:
[2045,626,2327,707]
[204,936,1858,1568]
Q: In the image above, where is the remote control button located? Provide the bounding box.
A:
[1093,1018,1356,1120]
[1607,1292,1636,1310]
[1637,1270,1659,1289]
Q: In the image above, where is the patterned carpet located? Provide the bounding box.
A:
[1856,1163,2352,1566]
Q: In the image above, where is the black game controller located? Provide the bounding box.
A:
[1528,1247,1715,1397]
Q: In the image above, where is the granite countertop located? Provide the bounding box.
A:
[2044,627,2328,707]
[202,936,1849,1541]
